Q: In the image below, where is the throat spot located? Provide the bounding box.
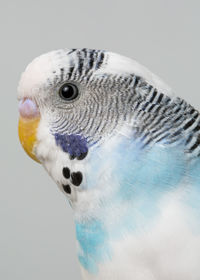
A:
[62,165,83,195]
[51,133,87,196]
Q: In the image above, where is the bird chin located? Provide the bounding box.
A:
[18,116,41,163]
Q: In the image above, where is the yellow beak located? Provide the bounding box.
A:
[18,116,41,163]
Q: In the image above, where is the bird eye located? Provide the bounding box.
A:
[59,83,79,101]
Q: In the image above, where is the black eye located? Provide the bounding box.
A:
[59,83,79,101]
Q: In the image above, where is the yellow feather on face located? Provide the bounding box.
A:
[18,116,41,163]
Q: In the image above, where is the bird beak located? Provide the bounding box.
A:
[18,98,41,163]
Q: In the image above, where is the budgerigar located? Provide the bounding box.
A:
[18,48,200,280]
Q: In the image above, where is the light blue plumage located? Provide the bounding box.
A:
[18,48,200,280]
[75,133,200,277]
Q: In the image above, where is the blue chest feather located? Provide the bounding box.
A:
[76,220,110,274]
[76,136,200,274]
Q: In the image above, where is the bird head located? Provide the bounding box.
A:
[18,48,172,207]
[18,48,126,161]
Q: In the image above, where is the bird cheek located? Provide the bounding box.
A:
[18,98,41,163]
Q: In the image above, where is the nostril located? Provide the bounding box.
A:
[19,98,40,119]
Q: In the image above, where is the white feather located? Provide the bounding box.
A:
[80,191,200,280]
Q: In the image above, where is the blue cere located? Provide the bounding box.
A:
[54,133,88,157]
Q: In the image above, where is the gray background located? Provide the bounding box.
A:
[1,0,200,279]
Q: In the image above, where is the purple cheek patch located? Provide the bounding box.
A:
[54,133,88,160]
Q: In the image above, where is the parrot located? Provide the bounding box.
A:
[18,48,200,280]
